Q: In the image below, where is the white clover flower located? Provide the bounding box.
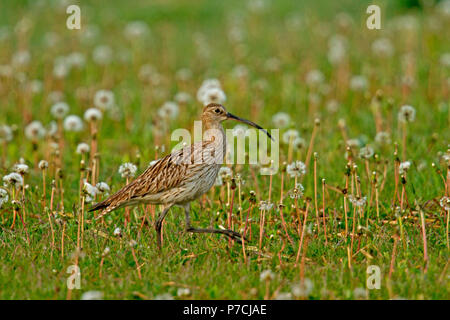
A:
[0,187,8,208]
[399,161,411,175]
[359,146,374,159]
[292,279,313,298]
[372,38,394,57]
[96,182,110,196]
[375,131,391,145]
[349,75,368,91]
[398,105,416,123]
[76,142,90,154]
[64,115,84,132]
[177,288,191,297]
[38,160,49,170]
[272,112,290,128]
[305,69,324,87]
[13,163,29,175]
[260,269,275,282]
[174,92,191,104]
[81,291,103,300]
[119,162,137,178]
[92,45,113,65]
[124,21,149,38]
[282,129,299,144]
[259,200,273,211]
[94,90,115,110]
[158,101,179,120]
[286,161,307,178]
[51,102,69,119]
[3,172,23,189]
[84,108,103,122]
[348,195,367,207]
[25,121,46,140]
[440,196,450,211]
[0,125,13,143]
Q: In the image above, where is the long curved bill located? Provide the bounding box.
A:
[227,112,274,141]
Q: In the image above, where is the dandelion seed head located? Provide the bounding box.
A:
[272,112,290,128]
[38,160,49,170]
[282,129,299,144]
[158,101,179,120]
[96,182,110,194]
[398,105,416,123]
[25,121,46,140]
[0,188,9,207]
[81,291,103,300]
[94,90,115,110]
[0,125,13,143]
[399,161,411,175]
[3,172,23,189]
[50,102,69,119]
[177,288,191,297]
[63,115,84,132]
[292,279,313,298]
[260,269,275,282]
[375,131,391,145]
[118,162,137,178]
[13,163,29,175]
[76,142,90,154]
[84,108,103,122]
[286,161,306,178]
[359,146,374,159]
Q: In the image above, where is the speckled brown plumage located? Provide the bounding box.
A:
[90,103,272,247]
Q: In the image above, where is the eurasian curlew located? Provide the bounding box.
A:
[90,103,272,247]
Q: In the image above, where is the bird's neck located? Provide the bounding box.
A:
[203,121,226,158]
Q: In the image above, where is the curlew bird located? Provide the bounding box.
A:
[90,103,272,247]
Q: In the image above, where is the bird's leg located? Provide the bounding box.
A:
[155,204,173,249]
[183,203,245,244]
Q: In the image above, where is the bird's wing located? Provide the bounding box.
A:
[90,140,219,217]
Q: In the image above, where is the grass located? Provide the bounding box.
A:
[0,0,449,299]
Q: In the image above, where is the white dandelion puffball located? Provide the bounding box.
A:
[124,21,149,38]
[174,92,191,104]
[282,129,300,144]
[51,102,69,119]
[94,90,115,110]
[218,166,232,179]
[76,142,90,154]
[375,131,391,145]
[0,188,8,208]
[200,87,226,106]
[272,112,291,128]
[113,227,122,236]
[3,172,24,189]
[293,137,307,150]
[440,196,450,211]
[398,105,416,123]
[81,291,103,300]
[399,161,411,175]
[286,160,307,178]
[158,101,179,120]
[38,160,49,170]
[119,162,137,178]
[359,146,374,159]
[96,182,110,195]
[84,108,103,122]
[0,125,13,143]
[66,52,86,69]
[305,69,324,87]
[232,124,248,137]
[260,269,275,282]
[259,201,274,211]
[63,115,84,132]
[349,75,368,91]
[196,78,222,103]
[25,121,46,140]
[292,279,314,298]
[13,163,29,175]
[372,38,394,57]
[92,45,113,65]
[83,181,99,203]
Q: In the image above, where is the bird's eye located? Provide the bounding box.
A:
[214,108,221,114]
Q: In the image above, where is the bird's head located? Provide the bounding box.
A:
[202,103,273,140]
